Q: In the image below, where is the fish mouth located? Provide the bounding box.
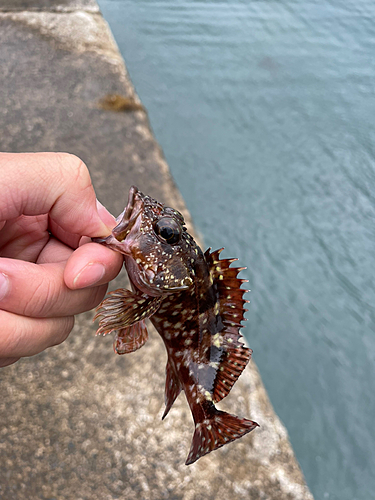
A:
[125,256,159,296]
[113,186,142,242]
[93,186,142,246]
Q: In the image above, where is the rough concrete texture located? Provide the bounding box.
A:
[0,3,314,499]
[0,0,99,12]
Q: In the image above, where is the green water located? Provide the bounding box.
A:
[98,1,375,498]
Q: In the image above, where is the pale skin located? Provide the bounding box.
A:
[0,152,123,367]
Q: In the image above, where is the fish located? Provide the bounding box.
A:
[93,186,259,465]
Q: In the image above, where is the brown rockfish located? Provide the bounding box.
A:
[93,186,259,465]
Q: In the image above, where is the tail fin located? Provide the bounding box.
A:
[185,409,259,465]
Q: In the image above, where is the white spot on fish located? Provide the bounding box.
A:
[212,333,223,348]
[204,391,212,401]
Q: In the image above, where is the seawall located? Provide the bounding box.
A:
[0,1,313,498]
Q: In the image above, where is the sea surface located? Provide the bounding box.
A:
[98,1,375,498]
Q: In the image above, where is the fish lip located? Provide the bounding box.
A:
[163,284,190,291]
[112,186,142,242]
[137,280,190,296]
[153,284,190,294]
[92,186,142,249]
[92,236,108,244]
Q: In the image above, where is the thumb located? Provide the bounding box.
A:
[0,152,115,238]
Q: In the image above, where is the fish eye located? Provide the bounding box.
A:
[154,217,181,244]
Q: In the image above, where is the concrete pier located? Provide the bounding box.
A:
[0,2,313,498]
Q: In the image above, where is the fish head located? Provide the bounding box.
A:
[93,186,197,297]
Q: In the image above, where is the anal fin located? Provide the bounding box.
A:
[186,409,259,465]
[162,361,182,420]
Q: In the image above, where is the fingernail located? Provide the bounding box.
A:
[0,273,10,301]
[73,263,106,289]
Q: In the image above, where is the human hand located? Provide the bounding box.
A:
[0,152,123,367]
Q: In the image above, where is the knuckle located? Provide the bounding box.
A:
[0,310,19,356]
[88,284,108,309]
[52,316,75,346]
[23,279,56,317]
[58,153,92,190]
[0,357,20,367]
[0,310,74,357]
[71,284,108,315]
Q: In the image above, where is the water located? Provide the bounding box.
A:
[98,1,375,498]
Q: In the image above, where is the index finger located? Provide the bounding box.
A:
[0,152,113,239]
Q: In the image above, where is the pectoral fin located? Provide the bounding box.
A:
[94,288,162,336]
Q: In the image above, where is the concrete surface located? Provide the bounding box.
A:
[0,0,99,12]
[0,2,314,499]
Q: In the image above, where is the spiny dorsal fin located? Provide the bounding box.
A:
[205,248,252,403]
